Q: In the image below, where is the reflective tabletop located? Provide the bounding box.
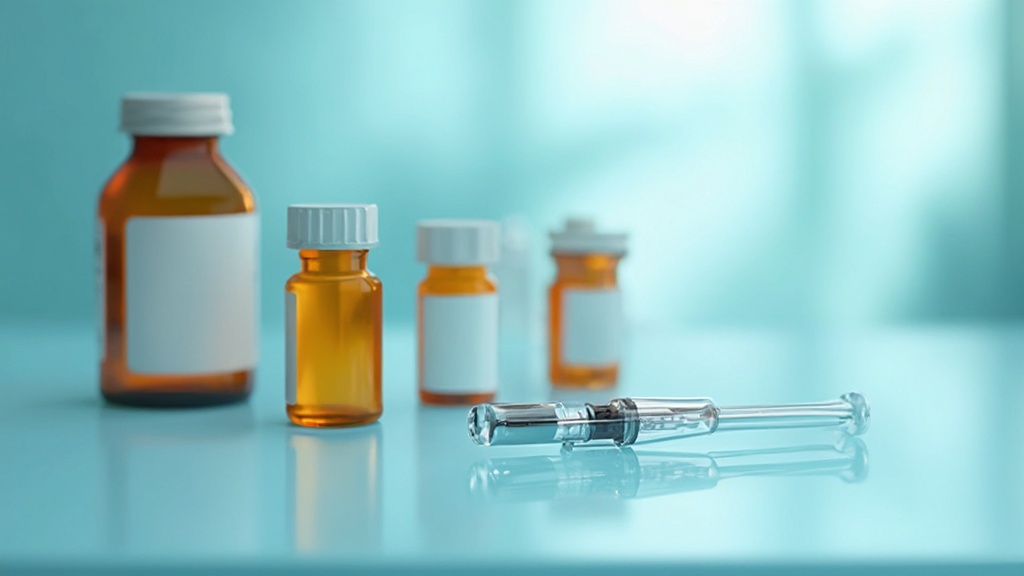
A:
[1,324,1022,574]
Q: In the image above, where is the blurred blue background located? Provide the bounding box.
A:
[2,0,1023,329]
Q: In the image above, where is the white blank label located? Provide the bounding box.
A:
[126,213,259,375]
[421,294,499,394]
[561,288,621,366]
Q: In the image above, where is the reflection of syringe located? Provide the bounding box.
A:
[468,392,869,447]
[469,435,868,500]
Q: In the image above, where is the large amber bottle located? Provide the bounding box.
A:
[98,93,259,407]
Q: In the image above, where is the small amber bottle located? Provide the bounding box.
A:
[285,204,383,427]
[417,220,500,405]
[548,218,628,389]
[98,93,258,407]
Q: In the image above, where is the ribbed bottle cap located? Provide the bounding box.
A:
[120,93,233,136]
[417,220,501,265]
[288,204,379,250]
[550,217,627,255]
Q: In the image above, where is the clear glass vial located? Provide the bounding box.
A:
[97,92,259,407]
[285,204,383,427]
[548,218,627,389]
[417,220,501,405]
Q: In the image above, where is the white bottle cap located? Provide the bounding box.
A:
[288,204,379,250]
[417,220,501,265]
[120,93,234,136]
[550,217,627,255]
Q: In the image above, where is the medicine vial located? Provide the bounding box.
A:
[286,204,383,427]
[548,218,627,388]
[97,93,259,407]
[417,220,501,405]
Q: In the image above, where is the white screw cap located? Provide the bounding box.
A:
[288,204,379,250]
[121,93,233,136]
[550,217,627,255]
[417,220,501,265]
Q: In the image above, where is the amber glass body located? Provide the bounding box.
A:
[286,250,383,427]
[98,136,256,407]
[548,252,622,388]
[417,265,497,405]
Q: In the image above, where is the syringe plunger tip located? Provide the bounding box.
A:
[840,392,870,435]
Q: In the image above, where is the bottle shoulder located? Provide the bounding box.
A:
[419,274,497,296]
[98,153,255,220]
[550,276,619,290]
[288,270,382,288]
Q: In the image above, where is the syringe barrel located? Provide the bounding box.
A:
[623,398,719,445]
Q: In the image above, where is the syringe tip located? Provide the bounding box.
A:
[840,392,870,435]
[468,404,497,446]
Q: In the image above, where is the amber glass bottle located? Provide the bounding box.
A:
[416,220,500,405]
[98,93,258,407]
[548,219,627,389]
[286,204,383,427]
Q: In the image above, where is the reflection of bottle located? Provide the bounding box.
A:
[289,425,382,553]
[98,93,258,407]
[548,218,627,389]
[469,435,868,501]
[99,405,259,551]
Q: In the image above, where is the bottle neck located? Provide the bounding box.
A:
[130,136,220,161]
[300,250,368,273]
[425,264,490,281]
[553,253,620,285]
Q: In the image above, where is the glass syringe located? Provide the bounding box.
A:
[467,392,869,447]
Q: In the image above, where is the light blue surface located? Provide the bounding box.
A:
[1,324,1022,574]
